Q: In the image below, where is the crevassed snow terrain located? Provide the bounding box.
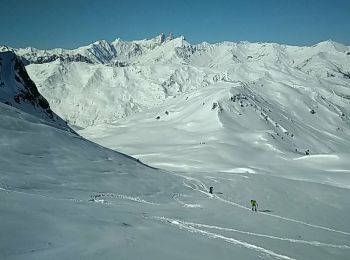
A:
[1,36,350,260]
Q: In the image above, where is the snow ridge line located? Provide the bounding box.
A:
[151,216,295,260]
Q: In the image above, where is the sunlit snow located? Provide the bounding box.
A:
[1,36,350,260]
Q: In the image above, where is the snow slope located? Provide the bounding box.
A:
[1,101,350,260]
[0,102,187,260]
[80,81,350,185]
[78,72,350,260]
[75,38,350,259]
[1,37,350,259]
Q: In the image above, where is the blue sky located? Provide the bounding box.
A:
[1,0,350,49]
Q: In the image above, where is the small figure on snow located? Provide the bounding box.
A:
[209,186,213,194]
[251,200,258,212]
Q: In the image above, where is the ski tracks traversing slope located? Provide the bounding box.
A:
[156,217,350,249]
[2,171,349,259]
[149,216,350,259]
[151,216,296,260]
[0,185,160,206]
[144,172,350,260]
[215,193,350,236]
[173,193,202,208]
[174,173,350,236]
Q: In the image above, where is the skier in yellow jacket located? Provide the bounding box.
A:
[251,200,258,211]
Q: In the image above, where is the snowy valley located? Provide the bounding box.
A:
[1,35,350,260]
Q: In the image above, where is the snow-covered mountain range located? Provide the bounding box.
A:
[3,34,349,129]
[0,33,174,65]
[1,35,350,260]
[5,34,350,158]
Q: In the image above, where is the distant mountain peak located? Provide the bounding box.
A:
[313,40,347,52]
[167,32,174,41]
[158,32,166,43]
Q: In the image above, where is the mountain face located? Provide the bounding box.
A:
[9,34,348,175]
[2,35,350,131]
[0,33,175,65]
[1,36,350,260]
[0,51,70,130]
[14,36,350,129]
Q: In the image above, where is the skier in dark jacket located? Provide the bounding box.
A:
[251,200,258,211]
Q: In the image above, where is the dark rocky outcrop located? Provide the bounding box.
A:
[0,51,72,131]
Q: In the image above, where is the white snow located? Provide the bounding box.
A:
[1,36,350,259]
[1,102,350,260]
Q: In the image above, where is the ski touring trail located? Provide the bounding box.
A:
[176,174,350,236]
[150,216,296,260]
[152,217,350,250]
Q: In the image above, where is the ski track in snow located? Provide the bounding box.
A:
[175,174,214,197]
[173,193,202,208]
[91,193,160,205]
[3,170,349,240]
[0,186,159,205]
[177,175,350,236]
[151,216,296,260]
[158,217,350,249]
[216,194,350,236]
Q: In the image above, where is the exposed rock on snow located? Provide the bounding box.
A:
[0,51,70,131]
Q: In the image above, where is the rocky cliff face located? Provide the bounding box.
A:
[0,51,71,131]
